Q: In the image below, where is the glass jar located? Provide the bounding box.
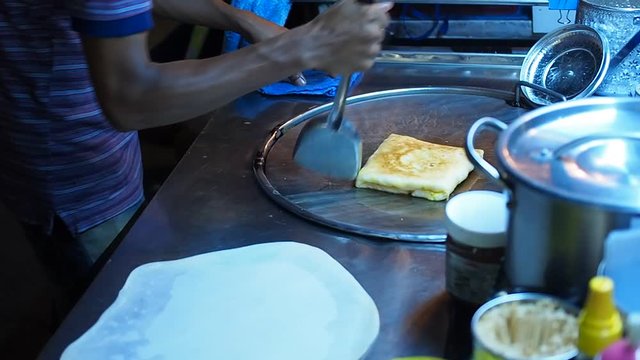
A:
[445,191,508,306]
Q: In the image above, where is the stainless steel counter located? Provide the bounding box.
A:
[38,52,525,360]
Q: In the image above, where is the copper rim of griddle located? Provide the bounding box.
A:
[253,86,525,242]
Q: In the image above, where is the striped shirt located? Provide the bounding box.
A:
[0,0,153,235]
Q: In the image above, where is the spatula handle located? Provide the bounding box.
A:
[326,74,352,130]
[326,0,376,130]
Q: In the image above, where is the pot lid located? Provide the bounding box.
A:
[498,97,640,212]
[520,24,610,106]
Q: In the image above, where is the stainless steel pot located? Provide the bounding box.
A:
[465,97,640,303]
[576,0,640,96]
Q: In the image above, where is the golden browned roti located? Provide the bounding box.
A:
[355,134,483,201]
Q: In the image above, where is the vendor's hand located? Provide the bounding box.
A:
[303,0,393,76]
[244,17,307,86]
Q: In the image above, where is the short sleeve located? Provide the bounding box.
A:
[66,0,154,38]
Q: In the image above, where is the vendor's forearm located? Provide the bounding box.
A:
[84,0,391,131]
[152,0,263,40]
[84,29,310,131]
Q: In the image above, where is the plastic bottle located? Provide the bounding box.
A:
[578,276,624,358]
[597,313,640,360]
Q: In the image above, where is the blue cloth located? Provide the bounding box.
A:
[260,70,365,97]
[223,1,358,97]
[223,0,292,52]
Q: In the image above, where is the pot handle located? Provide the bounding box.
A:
[514,80,567,108]
[466,117,508,187]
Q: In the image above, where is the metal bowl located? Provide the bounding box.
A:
[520,24,610,106]
[471,293,580,360]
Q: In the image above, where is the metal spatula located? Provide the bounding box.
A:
[292,72,362,180]
[293,0,380,180]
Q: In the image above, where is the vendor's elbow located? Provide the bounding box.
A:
[95,88,154,131]
[100,101,145,132]
[93,69,160,131]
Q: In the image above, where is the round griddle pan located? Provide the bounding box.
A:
[254,87,527,242]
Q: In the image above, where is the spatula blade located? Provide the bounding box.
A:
[293,117,362,180]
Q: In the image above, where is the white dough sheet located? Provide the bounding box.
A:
[61,241,380,360]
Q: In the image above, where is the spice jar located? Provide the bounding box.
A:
[445,190,509,306]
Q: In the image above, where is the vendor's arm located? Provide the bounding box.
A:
[75,0,392,131]
[152,0,286,44]
[153,0,307,85]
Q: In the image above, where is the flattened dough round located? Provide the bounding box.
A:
[62,242,379,360]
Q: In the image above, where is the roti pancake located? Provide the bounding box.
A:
[355,134,484,201]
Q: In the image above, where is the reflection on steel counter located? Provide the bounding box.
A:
[37,55,526,360]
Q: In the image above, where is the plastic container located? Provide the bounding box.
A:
[601,227,640,315]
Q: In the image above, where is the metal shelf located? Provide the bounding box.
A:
[388,19,535,40]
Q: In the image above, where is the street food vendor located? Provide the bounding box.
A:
[0,0,393,325]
